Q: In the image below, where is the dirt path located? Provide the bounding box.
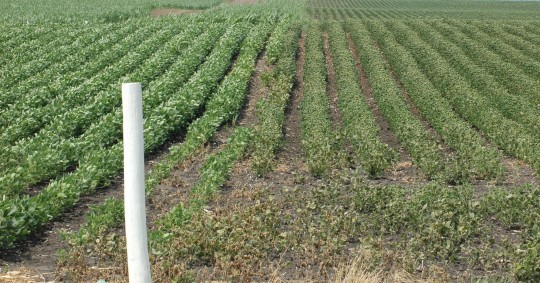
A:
[497,158,538,187]
[150,8,204,17]
[227,0,257,4]
[223,32,313,205]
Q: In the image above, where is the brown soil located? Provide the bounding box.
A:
[146,148,207,228]
[150,8,204,17]
[149,53,273,220]
[236,54,273,126]
[147,53,274,227]
[498,158,537,187]
[177,52,275,220]
[234,33,309,184]
[470,133,538,192]
[220,33,312,203]
[279,32,306,171]
[346,33,423,183]
[321,32,344,133]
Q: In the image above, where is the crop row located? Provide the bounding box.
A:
[310,8,418,20]
[0,24,48,55]
[0,23,137,124]
[149,19,274,226]
[307,0,540,20]
[0,25,86,83]
[475,22,540,63]
[525,22,540,35]
[345,21,444,179]
[0,24,69,73]
[0,21,252,249]
[432,21,540,107]
[379,20,540,174]
[0,24,193,195]
[301,22,340,177]
[500,23,540,54]
[0,22,163,146]
[264,17,292,64]
[450,20,540,80]
[406,20,540,139]
[0,22,224,195]
[367,21,503,180]
[0,24,138,129]
[0,24,117,102]
[0,20,176,142]
[251,21,300,176]
[447,20,540,87]
[326,22,397,177]
[0,24,110,108]
[165,0,222,9]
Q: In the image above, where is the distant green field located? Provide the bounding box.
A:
[308,0,540,19]
[0,0,222,21]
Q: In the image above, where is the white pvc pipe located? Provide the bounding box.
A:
[122,82,152,283]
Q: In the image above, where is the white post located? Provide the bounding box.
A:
[122,82,152,283]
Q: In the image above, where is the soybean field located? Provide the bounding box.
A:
[1,0,540,282]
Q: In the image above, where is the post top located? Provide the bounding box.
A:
[122,82,142,95]
[122,82,142,86]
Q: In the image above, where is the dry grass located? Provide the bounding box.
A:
[262,250,425,283]
[0,268,54,283]
[334,256,383,283]
[333,250,422,283]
